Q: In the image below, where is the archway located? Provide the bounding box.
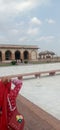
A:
[15,50,21,60]
[5,50,12,60]
[23,51,29,60]
[0,51,2,61]
[31,50,37,60]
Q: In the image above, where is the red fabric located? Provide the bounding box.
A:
[7,79,22,123]
[0,79,23,130]
[0,80,11,130]
[9,109,24,130]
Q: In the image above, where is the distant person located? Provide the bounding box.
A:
[21,59,23,63]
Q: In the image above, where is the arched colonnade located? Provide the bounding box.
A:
[0,49,37,62]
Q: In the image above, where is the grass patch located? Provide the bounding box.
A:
[0,63,12,67]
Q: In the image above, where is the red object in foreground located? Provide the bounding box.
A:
[9,109,24,130]
[0,79,24,130]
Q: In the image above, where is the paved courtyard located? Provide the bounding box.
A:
[0,62,60,120]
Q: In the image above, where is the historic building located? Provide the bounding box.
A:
[0,44,39,62]
[39,51,55,59]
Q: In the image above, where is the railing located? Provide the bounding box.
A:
[0,69,60,80]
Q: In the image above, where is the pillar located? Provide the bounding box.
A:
[2,53,5,61]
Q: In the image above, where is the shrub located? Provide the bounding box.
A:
[11,60,17,65]
[24,60,28,64]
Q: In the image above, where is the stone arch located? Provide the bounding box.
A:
[0,51,2,61]
[15,50,21,60]
[31,50,37,60]
[23,50,29,60]
[5,50,12,60]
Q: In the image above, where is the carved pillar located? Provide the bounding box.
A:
[21,52,24,61]
[29,52,31,60]
[2,53,5,61]
[12,53,15,60]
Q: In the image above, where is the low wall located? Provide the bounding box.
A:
[16,94,60,130]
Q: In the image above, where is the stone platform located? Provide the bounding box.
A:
[16,95,60,130]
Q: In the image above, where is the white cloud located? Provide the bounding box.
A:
[10,29,18,35]
[36,36,54,42]
[15,0,49,12]
[0,0,51,14]
[16,22,24,26]
[15,1,32,12]
[27,28,39,35]
[46,19,56,24]
[19,37,28,42]
[30,17,42,25]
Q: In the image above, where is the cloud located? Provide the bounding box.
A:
[36,36,55,42]
[27,28,39,35]
[30,17,42,25]
[0,0,51,14]
[46,19,56,24]
[9,29,18,35]
[19,36,28,42]
[14,1,32,12]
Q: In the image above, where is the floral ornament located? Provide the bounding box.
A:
[16,115,23,123]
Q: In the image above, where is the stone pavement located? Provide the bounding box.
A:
[16,95,60,130]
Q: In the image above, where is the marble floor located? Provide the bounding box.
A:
[0,62,60,120]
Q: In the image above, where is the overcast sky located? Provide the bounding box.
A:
[0,0,60,55]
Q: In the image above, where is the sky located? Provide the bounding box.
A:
[0,0,60,56]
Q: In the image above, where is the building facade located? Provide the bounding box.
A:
[39,51,55,59]
[0,44,39,62]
